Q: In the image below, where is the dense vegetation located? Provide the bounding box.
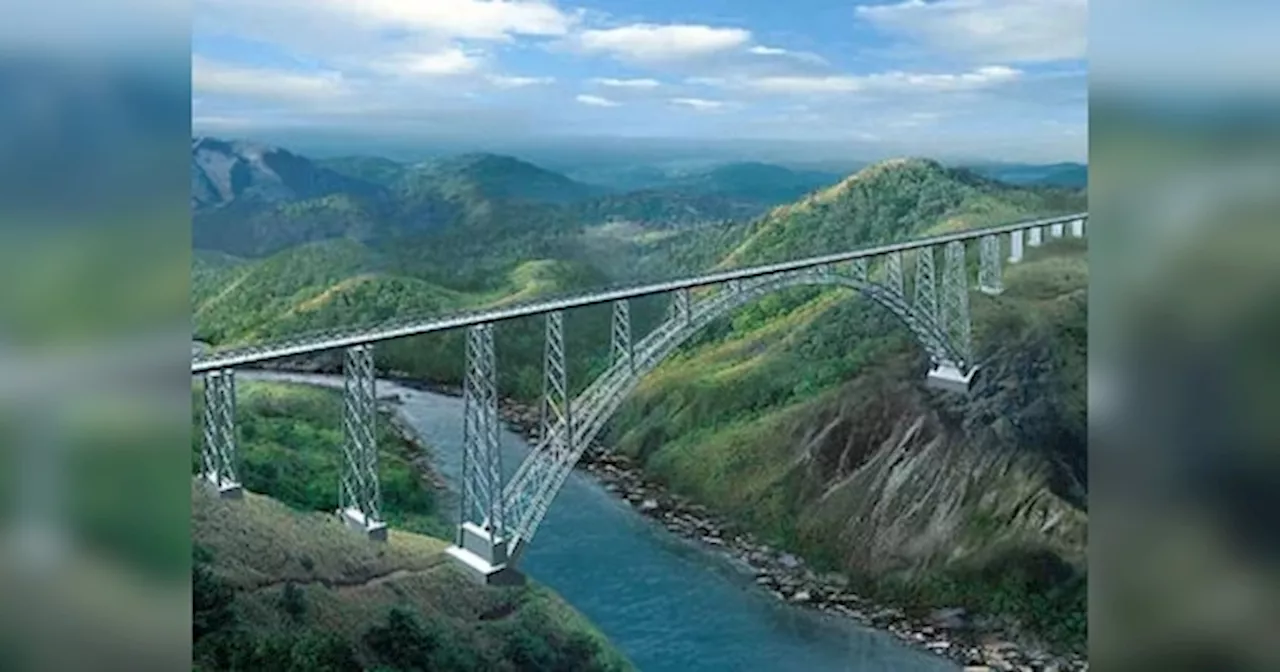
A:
[193,148,1090,655]
[191,382,631,671]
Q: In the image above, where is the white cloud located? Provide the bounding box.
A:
[748,45,828,65]
[576,94,621,107]
[592,77,662,88]
[576,23,752,62]
[700,65,1022,94]
[487,74,556,88]
[670,97,726,111]
[192,56,349,101]
[374,47,484,76]
[318,0,577,40]
[856,0,1087,62]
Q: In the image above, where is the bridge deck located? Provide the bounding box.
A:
[191,212,1086,373]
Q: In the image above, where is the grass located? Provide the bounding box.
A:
[193,485,633,672]
[610,238,1089,652]
[191,381,634,671]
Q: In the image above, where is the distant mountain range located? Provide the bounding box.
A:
[964,161,1088,188]
[191,136,1085,258]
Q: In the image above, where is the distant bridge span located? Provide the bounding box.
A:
[192,213,1088,584]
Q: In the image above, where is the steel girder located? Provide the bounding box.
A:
[461,324,504,540]
[201,369,239,490]
[341,345,382,526]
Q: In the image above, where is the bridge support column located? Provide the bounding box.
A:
[611,300,634,374]
[339,345,386,540]
[200,369,242,499]
[1071,218,1085,237]
[850,257,869,283]
[446,323,525,586]
[913,246,938,323]
[1009,229,1024,263]
[883,251,904,296]
[934,240,977,394]
[978,234,1004,295]
[1028,227,1043,247]
[672,288,692,326]
[1050,222,1065,238]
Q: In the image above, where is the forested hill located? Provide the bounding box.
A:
[721,157,1085,267]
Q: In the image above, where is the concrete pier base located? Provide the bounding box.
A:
[445,522,526,586]
[926,363,979,395]
[1028,227,1043,247]
[1050,223,1065,238]
[202,473,243,500]
[1071,218,1085,237]
[339,507,388,541]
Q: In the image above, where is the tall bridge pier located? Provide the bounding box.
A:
[190,213,1088,583]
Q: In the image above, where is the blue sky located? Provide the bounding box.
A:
[192,0,1087,162]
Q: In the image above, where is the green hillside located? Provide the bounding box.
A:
[598,161,1088,653]
[191,381,632,671]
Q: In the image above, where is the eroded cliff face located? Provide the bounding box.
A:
[786,344,1086,584]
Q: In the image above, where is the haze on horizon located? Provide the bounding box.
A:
[193,0,1087,165]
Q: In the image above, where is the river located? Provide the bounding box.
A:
[240,371,956,672]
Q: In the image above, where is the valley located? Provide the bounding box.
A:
[192,137,1088,671]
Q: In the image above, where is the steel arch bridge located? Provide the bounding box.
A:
[191,213,1087,585]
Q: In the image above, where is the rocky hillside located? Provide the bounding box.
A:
[610,238,1088,653]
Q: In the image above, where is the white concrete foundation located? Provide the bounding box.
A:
[339,507,388,541]
[202,473,243,500]
[1008,230,1024,263]
[445,522,526,586]
[1071,218,1085,237]
[926,363,979,395]
[1028,227,1043,247]
[1050,223,1064,238]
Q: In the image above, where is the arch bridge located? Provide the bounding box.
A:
[191,214,1088,584]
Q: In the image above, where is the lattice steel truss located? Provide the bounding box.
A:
[340,345,381,525]
[940,241,973,368]
[883,251,904,296]
[498,264,967,548]
[541,311,572,460]
[611,300,633,373]
[850,257,869,283]
[461,324,504,539]
[978,234,1003,295]
[671,288,692,325]
[913,246,938,324]
[201,369,239,490]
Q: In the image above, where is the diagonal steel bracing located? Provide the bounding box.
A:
[541,311,572,462]
[850,257,869,283]
[461,324,504,542]
[978,234,1004,295]
[201,369,241,495]
[340,345,383,534]
[883,251,904,297]
[611,300,634,374]
[913,245,939,324]
[671,288,692,326]
[940,240,973,368]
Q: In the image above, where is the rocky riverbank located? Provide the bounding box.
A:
[378,373,1085,672]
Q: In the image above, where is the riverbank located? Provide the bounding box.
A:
[376,374,1085,672]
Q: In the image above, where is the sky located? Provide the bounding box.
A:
[191,0,1088,163]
